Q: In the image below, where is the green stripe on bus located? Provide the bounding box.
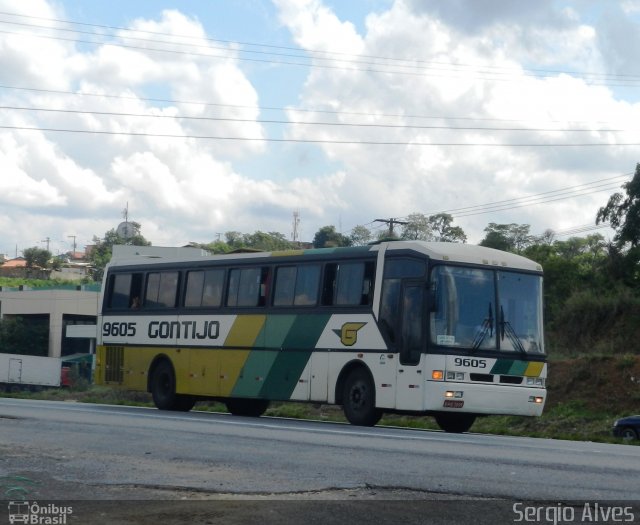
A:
[230,315,298,398]
[490,359,530,376]
[231,350,279,398]
[281,314,331,349]
[259,314,330,399]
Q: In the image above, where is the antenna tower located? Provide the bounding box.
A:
[292,210,300,244]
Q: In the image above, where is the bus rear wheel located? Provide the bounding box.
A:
[225,398,270,417]
[150,360,195,412]
[342,368,382,427]
[434,413,476,433]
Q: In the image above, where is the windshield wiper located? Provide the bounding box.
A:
[500,306,526,354]
[472,303,493,350]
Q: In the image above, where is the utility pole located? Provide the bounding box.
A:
[41,237,51,252]
[374,218,408,237]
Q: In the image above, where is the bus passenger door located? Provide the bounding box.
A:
[396,282,426,411]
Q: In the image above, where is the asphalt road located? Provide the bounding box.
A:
[1,398,639,524]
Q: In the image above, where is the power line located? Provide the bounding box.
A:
[371,173,630,229]
[1,11,639,86]
[552,223,611,237]
[1,104,635,133]
[3,124,640,147]
[1,21,640,88]
[425,174,631,216]
[0,83,625,128]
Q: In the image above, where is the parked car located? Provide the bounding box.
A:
[612,416,640,440]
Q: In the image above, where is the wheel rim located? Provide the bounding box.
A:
[350,381,367,411]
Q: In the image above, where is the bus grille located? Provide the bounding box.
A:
[499,375,523,385]
[470,373,494,382]
[105,346,124,383]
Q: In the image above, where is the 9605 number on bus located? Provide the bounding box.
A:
[454,358,487,368]
[103,321,137,337]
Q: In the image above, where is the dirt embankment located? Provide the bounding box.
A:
[546,355,640,414]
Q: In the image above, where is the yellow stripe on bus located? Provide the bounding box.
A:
[524,361,544,377]
[224,315,266,347]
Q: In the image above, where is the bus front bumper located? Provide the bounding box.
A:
[424,380,546,416]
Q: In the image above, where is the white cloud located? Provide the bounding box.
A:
[275,0,640,241]
[1,0,639,257]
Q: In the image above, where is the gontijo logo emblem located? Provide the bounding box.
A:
[333,322,367,346]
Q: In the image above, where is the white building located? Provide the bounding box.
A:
[0,286,99,358]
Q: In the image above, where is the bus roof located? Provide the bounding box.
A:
[106,241,542,273]
[382,241,542,272]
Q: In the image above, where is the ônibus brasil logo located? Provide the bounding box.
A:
[7,501,73,524]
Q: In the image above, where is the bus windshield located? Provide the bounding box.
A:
[430,265,544,354]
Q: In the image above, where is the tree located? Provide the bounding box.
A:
[401,213,431,241]
[312,226,351,248]
[479,223,534,253]
[224,231,244,250]
[0,316,49,356]
[23,247,52,268]
[597,163,640,248]
[349,225,373,246]
[428,213,467,243]
[242,231,293,251]
[597,164,640,286]
[88,222,151,281]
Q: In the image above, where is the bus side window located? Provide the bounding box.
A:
[274,266,296,306]
[361,262,375,305]
[227,267,269,307]
[107,272,143,310]
[145,271,179,309]
[185,269,224,308]
[295,265,320,305]
[321,261,375,306]
[335,263,364,305]
[274,265,321,307]
[321,264,337,305]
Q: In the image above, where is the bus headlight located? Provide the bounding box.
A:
[445,391,463,398]
[528,396,544,404]
[446,371,465,381]
[526,377,545,387]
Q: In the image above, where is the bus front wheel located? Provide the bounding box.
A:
[150,360,195,412]
[434,412,476,433]
[342,368,382,427]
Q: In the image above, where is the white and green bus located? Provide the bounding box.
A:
[95,241,546,433]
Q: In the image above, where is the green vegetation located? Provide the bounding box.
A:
[0,317,49,356]
[0,277,82,289]
[88,222,151,281]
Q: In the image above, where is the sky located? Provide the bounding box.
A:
[1,0,640,256]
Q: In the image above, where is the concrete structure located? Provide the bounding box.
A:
[0,287,99,358]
